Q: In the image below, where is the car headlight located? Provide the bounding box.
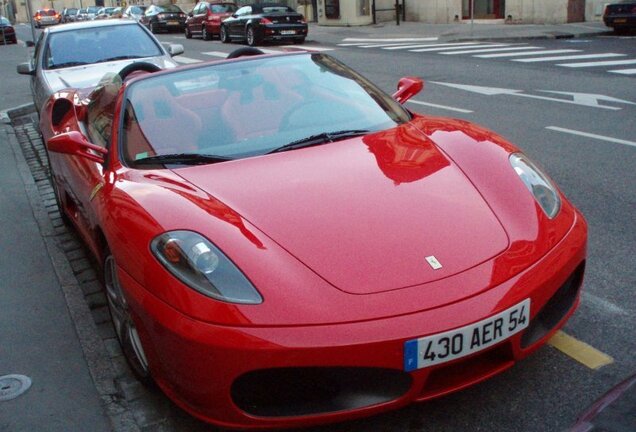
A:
[509,153,561,219]
[151,230,262,304]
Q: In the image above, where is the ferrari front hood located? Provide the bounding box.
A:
[178,124,510,294]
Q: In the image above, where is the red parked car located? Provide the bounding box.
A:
[185,1,237,40]
[0,16,17,44]
[38,51,587,429]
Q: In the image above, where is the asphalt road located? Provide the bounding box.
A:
[3,24,635,432]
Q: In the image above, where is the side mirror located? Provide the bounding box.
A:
[166,43,185,57]
[392,77,424,105]
[17,62,35,75]
[47,131,108,163]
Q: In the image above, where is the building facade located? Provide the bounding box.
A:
[9,0,611,26]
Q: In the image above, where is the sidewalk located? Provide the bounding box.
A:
[307,19,611,45]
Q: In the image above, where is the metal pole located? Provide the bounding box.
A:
[25,0,36,44]
[402,0,405,21]
[395,0,399,25]
[470,0,474,37]
[372,0,376,25]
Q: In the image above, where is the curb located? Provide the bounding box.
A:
[2,106,148,432]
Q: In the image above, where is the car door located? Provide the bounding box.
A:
[229,5,250,37]
[31,32,48,113]
[193,3,204,34]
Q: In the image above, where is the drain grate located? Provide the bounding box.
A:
[0,375,32,401]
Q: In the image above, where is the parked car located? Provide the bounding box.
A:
[142,4,187,33]
[122,5,147,21]
[37,49,587,430]
[86,5,101,20]
[185,1,237,40]
[74,8,88,21]
[0,16,17,44]
[95,7,117,20]
[603,1,636,33]
[220,3,307,45]
[16,19,183,114]
[33,9,60,28]
[110,7,124,19]
[60,7,78,23]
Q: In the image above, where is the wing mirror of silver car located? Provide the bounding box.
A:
[164,43,185,57]
[392,77,424,105]
[16,63,35,76]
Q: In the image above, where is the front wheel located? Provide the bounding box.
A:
[184,25,192,39]
[220,25,229,43]
[150,21,158,33]
[103,249,151,382]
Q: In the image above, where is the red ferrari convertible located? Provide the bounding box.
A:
[39,50,587,429]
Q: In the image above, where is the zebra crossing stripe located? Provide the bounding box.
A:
[411,43,508,53]
[475,49,581,58]
[514,53,625,63]
[202,51,228,58]
[442,46,542,55]
[608,68,636,75]
[383,42,480,51]
[558,59,636,68]
[342,37,438,42]
[173,56,203,64]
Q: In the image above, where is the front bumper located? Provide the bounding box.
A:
[120,211,586,429]
[261,24,308,42]
[603,15,636,28]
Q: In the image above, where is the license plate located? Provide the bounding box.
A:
[168,20,179,25]
[614,18,627,23]
[281,30,296,35]
[404,299,530,371]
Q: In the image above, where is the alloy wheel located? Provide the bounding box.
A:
[220,25,229,43]
[104,253,150,380]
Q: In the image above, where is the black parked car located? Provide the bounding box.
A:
[603,1,636,33]
[220,3,307,46]
[143,4,187,33]
[0,16,17,44]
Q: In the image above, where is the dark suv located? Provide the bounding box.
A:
[185,2,237,40]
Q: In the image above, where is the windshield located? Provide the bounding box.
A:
[155,5,183,13]
[0,17,10,25]
[263,7,292,13]
[121,53,411,166]
[87,6,100,13]
[45,24,163,70]
[211,4,238,13]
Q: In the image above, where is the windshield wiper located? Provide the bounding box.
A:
[100,55,145,62]
[49,61,90,69]
[267,129,370,154]
[133,153,233,166]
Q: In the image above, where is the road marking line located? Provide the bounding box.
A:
[202,51,227,58]
[476,49,581,58]
[609,68,636,75]
[357,42,423,48]
[173,56,203,64]
[558,59,636,68]
[342,37,438,42]
[514,53,625,62]
[546,126,636,147]
[442,46,541,55]
[548,331,613,370]
[412,44,509,53]
[383,42,481,50]
[407,100,473,113]
[280,45,334,52]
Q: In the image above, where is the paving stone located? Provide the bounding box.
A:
[70,257,93,273]
[81,280,103,296]
[92,305,112,324]
[86,291,108,309]
[97,321,117,340]
[104,337,123,358]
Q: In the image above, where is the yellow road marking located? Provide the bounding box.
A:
[548,330,614,370]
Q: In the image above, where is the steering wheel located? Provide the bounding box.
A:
[226,47,265,59]
[118,62,162,81]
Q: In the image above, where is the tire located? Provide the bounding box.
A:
[220,25,229,43]
[103,248,152,382]
[185,25,192,39]
[150,21,157,33]
[202,25,211,41]
[246,25,259,47]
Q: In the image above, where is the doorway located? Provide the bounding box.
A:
[462,0,505,19]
